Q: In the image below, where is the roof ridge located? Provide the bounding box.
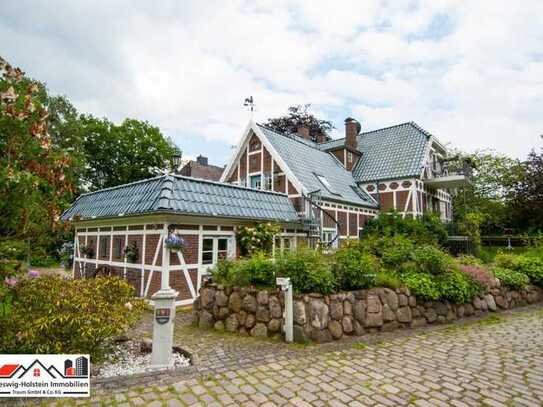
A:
[76,174,167,197]
[319,121,417,147]
[156,175,174,210]
[256,123,321,150]
[170,174,289,197]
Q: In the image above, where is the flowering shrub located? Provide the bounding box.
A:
[236,223,281,256]
[165,233,185,252]
[0,276,144,361]
[459,264,495,289]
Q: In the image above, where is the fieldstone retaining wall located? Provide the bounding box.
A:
[192,281,543,344]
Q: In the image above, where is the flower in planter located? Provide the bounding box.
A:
[165,233,185,252]
[123,242,139,264]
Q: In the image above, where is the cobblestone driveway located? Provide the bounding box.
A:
[56,306,543,406]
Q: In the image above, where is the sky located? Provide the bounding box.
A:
[1,0,542,166]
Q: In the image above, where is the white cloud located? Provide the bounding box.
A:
[0,0,541,160]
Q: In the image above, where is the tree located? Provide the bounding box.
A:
[0,57,76,248]
[452,150,523,234]
[508,146,543,232]
[80,116,179,190]
[264,104,334,142]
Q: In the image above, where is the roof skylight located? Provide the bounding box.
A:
[315,174,340,196]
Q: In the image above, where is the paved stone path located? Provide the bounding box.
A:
[37,305,543,406]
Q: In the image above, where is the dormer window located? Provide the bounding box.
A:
[315,174,340,196]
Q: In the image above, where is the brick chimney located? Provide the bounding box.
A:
[315,132,328,144]
[196,155,208,166]
[297,125,311,140]
[345,117,360,150]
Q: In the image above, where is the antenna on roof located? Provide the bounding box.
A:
[244,96,255,118]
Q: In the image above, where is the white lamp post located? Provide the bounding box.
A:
[150,227,178,369]
[276,277,293,343]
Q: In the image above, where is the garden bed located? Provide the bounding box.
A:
[193,281,543,343]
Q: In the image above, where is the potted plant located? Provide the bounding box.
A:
[79,245,94,258]
[123,242,139,263]
[165,233,185,252]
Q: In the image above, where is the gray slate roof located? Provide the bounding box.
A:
[257,124,377,208]
[319,122,431,183]
[62,175,300,222]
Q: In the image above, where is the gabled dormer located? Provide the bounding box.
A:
[320,118,362,171]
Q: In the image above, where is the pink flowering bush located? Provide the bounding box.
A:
[459,264,495,290]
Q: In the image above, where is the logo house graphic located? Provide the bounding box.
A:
[0,355,90,398]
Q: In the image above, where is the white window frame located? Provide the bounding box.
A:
[250,174,262,189]
[201,235,234,271]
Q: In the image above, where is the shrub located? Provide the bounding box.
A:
[375,236,414,267]
[400,270,440,300]
[361,211,448,246]
[374,270,402,289]
[0,239,28,261]
[459,264,495,289]
[495,253,543,287]
[236,223,281,256]
[0,276,145,361]
[211,253,275,288]
[275,248,336,294]
[412,245,453,275]
[437,270,483,304]
[333,248,380,290]
[456,255,483,266]
[492,267,530,290]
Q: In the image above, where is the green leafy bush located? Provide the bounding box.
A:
[456,255,483,266]
[333,248,380,290]
[275,248,335,294]
[373,236,414,267]
[412,245,453,275]
[211,253,275,288]
[492,267,530,289]
[400,270,440,300]
[0,239,28,261]
[374,270,402,289]
[495,253,543,287]
[437,270,483,303]
[0,276,145,361]
[361,211,448,246]
[236,223,281,256]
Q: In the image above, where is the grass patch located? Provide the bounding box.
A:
[352,342,367,350]
[477,314,505,326]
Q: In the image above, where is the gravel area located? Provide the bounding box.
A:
[95,340,190,378]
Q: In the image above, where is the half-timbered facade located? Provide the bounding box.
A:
[61,175,303,305]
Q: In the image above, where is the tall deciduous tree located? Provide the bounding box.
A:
[508,146,543,232]
[265,104,334,141]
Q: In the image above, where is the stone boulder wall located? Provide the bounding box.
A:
[192,282,543,344]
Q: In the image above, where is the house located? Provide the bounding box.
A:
[62,116,469,305]
[179,155,224,181]
[61,175,305,305]
[221,118,470,245]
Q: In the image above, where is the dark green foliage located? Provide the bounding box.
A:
[374,270,402,289]
[265,104,334,142]
[492,267,530,289]
[437,270,483,303]
[495,253,543,287]
[333,247,380,290]
[275,249,336,294]
[412,245,453,275]
[361,211,448,246]
[399,270,440,300]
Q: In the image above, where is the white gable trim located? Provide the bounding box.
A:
[220,121,307,194]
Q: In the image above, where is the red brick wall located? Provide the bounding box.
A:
[125,268,141,295]
[331,149,345,166]
[145,234,161,265]
[397,191,412,212]
[171,270,192,301]
[87,236,97,259]
[181,235,199,264]
[379,192,394,211]
[359,214,369,227]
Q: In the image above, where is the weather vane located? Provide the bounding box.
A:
[244,96,255,117]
